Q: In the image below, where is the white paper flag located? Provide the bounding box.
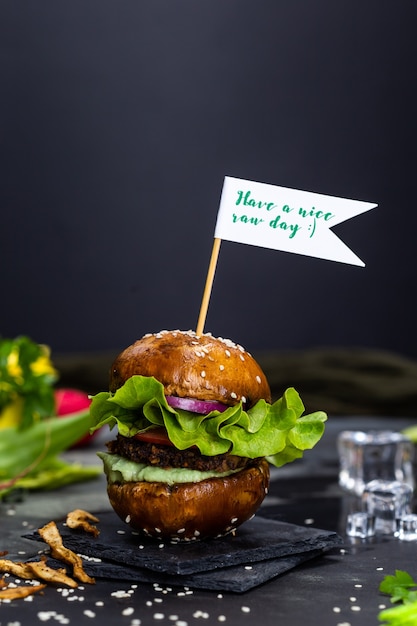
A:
[214,176,377,267]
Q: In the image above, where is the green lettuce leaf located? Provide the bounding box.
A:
[90,376,327,467]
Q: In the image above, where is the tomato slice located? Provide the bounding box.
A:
[133,427,173,446]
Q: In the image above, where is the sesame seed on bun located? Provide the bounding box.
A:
[109,329,271,408]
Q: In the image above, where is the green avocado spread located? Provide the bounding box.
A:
[97,451,239,486]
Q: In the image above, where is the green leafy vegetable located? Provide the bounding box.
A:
[401,425,417,444]
[0,335,58,429]
[90,376,327,467]
[379,570,417,625]
[0,410,101,498]
[0,336,101,497]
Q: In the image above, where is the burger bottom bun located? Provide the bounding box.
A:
[106,459,270,541]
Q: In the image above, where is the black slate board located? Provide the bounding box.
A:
[25,511,341,585]
[31,548,326,593]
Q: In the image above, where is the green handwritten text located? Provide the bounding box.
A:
[232,190,335,240]
[269,215,300,238]
[232,214,264,226]
[236,190,277,212]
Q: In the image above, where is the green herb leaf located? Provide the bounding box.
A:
[90,376,327,467]
[380,570,417,604]
[379,600,417,626]
[379,570,417,625]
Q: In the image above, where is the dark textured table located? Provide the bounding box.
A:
[2,415,417,625]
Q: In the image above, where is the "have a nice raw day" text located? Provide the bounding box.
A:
[232,189,335,238]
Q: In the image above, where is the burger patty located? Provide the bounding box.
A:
[107,434,255,473]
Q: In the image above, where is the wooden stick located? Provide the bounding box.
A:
[196,237,222,336]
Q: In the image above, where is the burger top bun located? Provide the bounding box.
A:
[109,329,271,408]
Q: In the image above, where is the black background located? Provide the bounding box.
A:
[1,1,416,358]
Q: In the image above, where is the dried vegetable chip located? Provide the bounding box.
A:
[0,583,47,600]
[0,558,37,580]
[38,521,95,584]
[66,509,100,537]
[28,558,78,588]
[0,556,77,588]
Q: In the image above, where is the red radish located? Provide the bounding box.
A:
[54,388,96,447]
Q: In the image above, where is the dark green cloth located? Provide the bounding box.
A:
[259,348,417,417]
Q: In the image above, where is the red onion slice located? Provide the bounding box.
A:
[165,395,228,415]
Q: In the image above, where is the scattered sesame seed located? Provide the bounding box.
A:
[122,608,135,616]
[351,606,361,612]
[225,350,231,357]
[219,365,225,371]
[38,612,58,621]
[153,613,165,620]
[333,607,341,613]
[193,610,209,618]
[218,616,227,622]
[201,371,206,378]
[112,590,131,598]
[83,610,96,618]
[230,392,237,399]
[255,376,261,384]
[241,606,251,613]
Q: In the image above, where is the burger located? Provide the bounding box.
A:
[90,330,326,541]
